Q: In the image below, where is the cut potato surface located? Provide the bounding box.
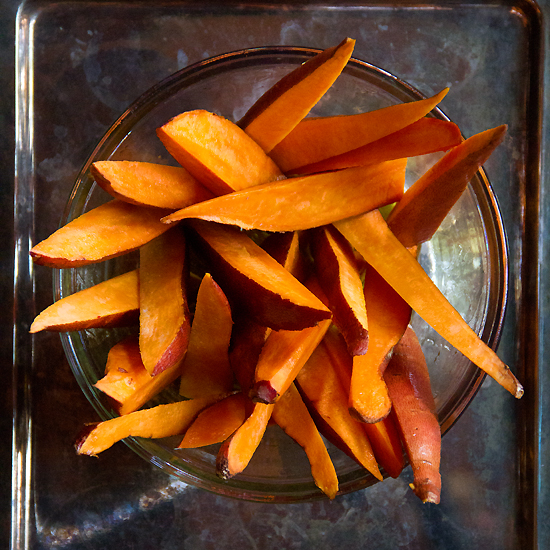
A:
[30,200,171,268]
[30,269,139,333]
[91,160,214,209]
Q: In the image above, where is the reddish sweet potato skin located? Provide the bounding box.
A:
[384,326,441,504]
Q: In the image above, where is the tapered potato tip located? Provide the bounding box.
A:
[239,37,355,152]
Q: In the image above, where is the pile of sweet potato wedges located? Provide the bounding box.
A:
[30,38,522,503]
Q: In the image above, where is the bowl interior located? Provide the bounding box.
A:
[56,47,508,502]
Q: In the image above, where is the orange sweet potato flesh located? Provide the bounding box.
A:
[295,341,382,480]
[179,273,235,399]
[387,124,508,248]
[322,326,405,479]
[292,118,462,175]
[178,392,248,449]
[311,225,369,356]
[30,269,139,333]
[139,227,190,376]
[95,337,152,407]
[269,88,449,173]
[162,160,407,230]
[94,336,184,416]
[186,220,331,331]
[348,262,413,423]
[385,326,441,503]
[30,200,171,268]
[272,383,339,499]
[91,160,214,209]
[239,38,355,153]
[216,401,275,479]
[75,397,218,456]
[334,209,524,399]
[156,110,284,196]
[252,315,332,404]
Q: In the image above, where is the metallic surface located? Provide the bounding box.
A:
[5,0,549,548]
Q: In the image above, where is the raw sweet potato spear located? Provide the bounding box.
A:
[292,118,462,175]
[334,209,523,399]
[239,38,355,153]
[269,88,449,173]
[272,383,339,499]
[94,336,183,416]
[186,220,331,331]
[311,225,369,356]
[91,160,214,209]
[387,124,508,247]
[322,326,405,478]
[385,326,441,503]
[348,263,413,423]
[216,401,275,479]
[30,269,139,333]
[156,110,284,196]
[179,273,234,399]
[295,341,382,480]
[178,392,248,449]
[30,200,171,268]
[75,396,218,456]
[162,160,407,230]
[252,315,332,404]
[94,337,153,407]
[139,227,190,376]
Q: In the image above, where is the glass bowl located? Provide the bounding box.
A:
[54,46,508,503]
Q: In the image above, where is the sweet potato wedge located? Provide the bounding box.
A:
[178,392,248,449]
[311,225,369,356]
[94,336,184,416]
[30,200,171,268]
[139,227,190,376]
[75,397,217,456]
[239,38,355,153]
[387,125,508,248]
[385,326,441,503]
[30,269,139,333]
[91,160,214,209]
[94,337,153,407]
[295,341,382,480]
[334,209,523,399]
[290,118,462,175]
[322,326,405,478]
[348,263,413,423]
[186,220,331,331]
[269,88,449,173]
[157,110,284,196]
[162,160,407,230]
[252,316,332,404]
[179,273,234,399]
[216,401,275,479]
[272,383,339,499]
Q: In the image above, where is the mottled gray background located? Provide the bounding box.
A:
[2,1,549,549]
